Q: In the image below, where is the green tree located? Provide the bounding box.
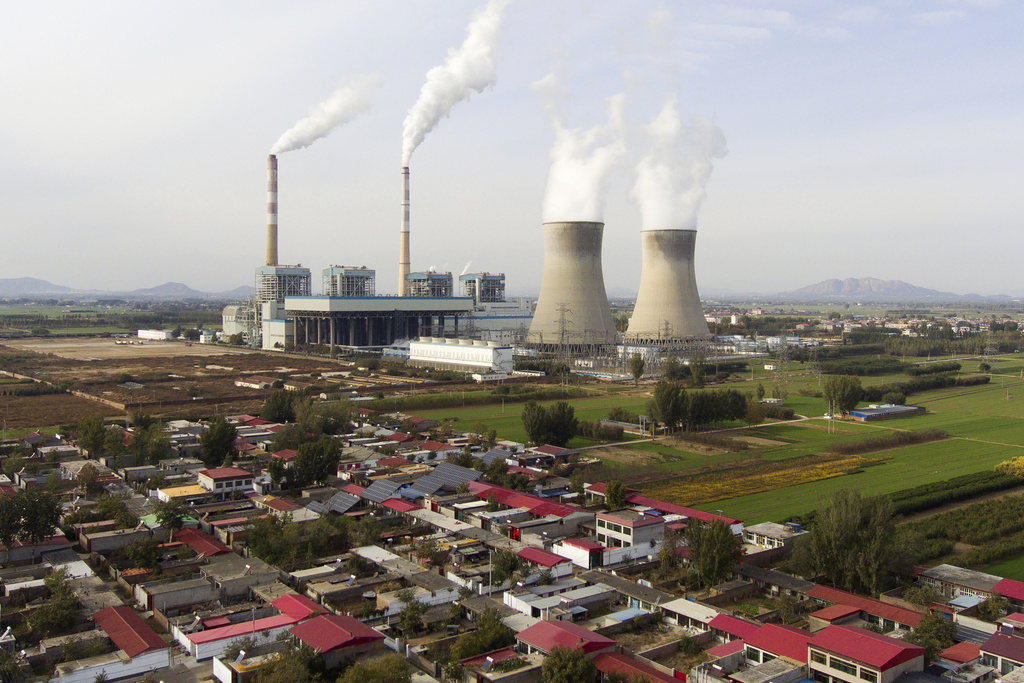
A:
[294,437,341,486]
[490,549,520,585]
[18,489,61,544]
[689,352,707,387]
[398,590,425,635]
[629,354,645,385]
[29,568,78,638]
[685,519,740,588]
[902,586,942,607]
[822,375,863,416]
[154,499,189,533]
[978,592,1009,622]
[520,401,577,447]
[648,380,685,431]
[905,612,956,662]
[77,415,107,455]
[76,462,101,495]
[199,415,237,468]
[744,399,766,425]
[756,383,766,401]
[337,654,410,683]
[605,480,627,509]
[126,538,160,569]
[261,390,296,423]
[541,645,596,683]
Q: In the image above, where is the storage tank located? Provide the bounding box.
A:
[626,229,710,340]
[527,221,617,347]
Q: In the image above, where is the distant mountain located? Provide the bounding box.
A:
[0,277,74,297]
[779,277,1012,303]
[0,277,254,301]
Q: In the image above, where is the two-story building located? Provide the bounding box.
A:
[198,467,254,499]
[807,625,925,683]
[595,509,665,549]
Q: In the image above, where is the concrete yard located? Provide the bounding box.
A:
[3,337,252,361]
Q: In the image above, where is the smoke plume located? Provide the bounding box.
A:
[271,74,381,155]
[460,261,473,276]
[401,0,510,166]
[630,97,727,231]
[538,87,627,223]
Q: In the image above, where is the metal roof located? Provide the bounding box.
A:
[326,491,360,514]
[93,605,166,658]
[360,479,402,504]
[408,462,481,496]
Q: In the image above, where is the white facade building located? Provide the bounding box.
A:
[408,338,513,373]
[137,329,173,341]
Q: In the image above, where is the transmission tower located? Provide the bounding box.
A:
[556,304,573,392]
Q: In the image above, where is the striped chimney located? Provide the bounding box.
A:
[399,166,411,296]
[266,154,278,266]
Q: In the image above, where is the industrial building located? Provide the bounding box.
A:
[405,270,453,298]
[323,266,375,297]
[460,272,505,304]
[528,221,618,349]
[408,337,513,374]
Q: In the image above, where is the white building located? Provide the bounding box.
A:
[137,329,172,341]
[408,337,513,373]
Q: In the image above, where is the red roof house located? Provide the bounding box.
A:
[939,642,981,665]
[517,547,572,570]
[808,585,922,628]
[591,652,676,683]
[808,625,925,673]
[93,605,167,658]
[517,620,615,656]
[289,614,384,667]
[272,449,298,462]
[709,614,761,641]
[745,623,811,663]
[173,528,231,556]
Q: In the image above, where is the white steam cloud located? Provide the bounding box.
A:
[402,0,510,166]
[271,74,381,155]
[537,80,627,223]
[631,97,727,231]
[459,261,473,276]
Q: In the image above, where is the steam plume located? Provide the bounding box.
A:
[631,97,727,231]
[271,74,380,154]
[537,84,627,223]
[402,0,510,166]
[460,261,473,276]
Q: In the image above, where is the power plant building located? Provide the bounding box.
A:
[460,273,505,304]
[626,230,710,342]
[323,266,375,298]
[528,221,618,348]
[408,337,513,374]
[405,270,453,298]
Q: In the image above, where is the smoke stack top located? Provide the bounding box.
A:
[266,154,278,266]
[538,89,627,223]
[631,97,727,231]
[271,74,380,155]
[401,0,510,166]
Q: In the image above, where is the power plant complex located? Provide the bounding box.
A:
[222,151,717,376]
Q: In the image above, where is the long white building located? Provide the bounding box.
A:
[408,337,513,373]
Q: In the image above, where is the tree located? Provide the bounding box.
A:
[648,380,685,431]
[199,416,237,468]
[756,383,766,401]
[77,415,107,455]
[902,586,942,607]
[76,462,101,495]
[294,437,341,486]
[689,352,707,387]
[398,591,425,635]
[155,499,189,533]
[261,390,296,423]
[905,612,957,662]
[126,538,160,568]
[685,519,740,588]
[18,489,61,544]
[338,654,410,683]
[658,527,683,572]
[744,399,766,425]
[978,592,1009,622]
[490,549,520,585]
[605,480,627,509]
[790,490,914,596]
[629,354,645,385]
[29,568,78,638]
[822,375,863,416]
[520,401,577,447]
[541,645,596,683]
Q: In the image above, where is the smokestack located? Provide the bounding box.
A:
[266,155,278,266]
[626,230,710,340]
[527,222,618,347]
[399,167,411,296]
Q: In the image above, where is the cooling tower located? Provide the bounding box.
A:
[266,155,278,266]
[528,222,618,347]
[398,166,411,296]
[626,229,710,340]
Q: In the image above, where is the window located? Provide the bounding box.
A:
[811,651,828,665]
[812,673,831,683]
[746,648,761,663]
[830,658,857,676]
[860,669,877,683]
[598,519,606,528]
[216,482,224,489]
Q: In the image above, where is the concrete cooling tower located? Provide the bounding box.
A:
[626,229,710,340]
[528,222,618,347]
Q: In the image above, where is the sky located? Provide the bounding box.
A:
[2,0,1022,298]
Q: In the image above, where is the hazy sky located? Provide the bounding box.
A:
[2,1,1021,297]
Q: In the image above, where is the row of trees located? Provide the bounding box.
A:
[521,401,577,447]
[647,381,747,431]
[77,414,170,466]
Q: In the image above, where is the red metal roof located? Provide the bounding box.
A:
[996,578,1024,602]
[592,652,676,683]
[707,639,745,658]
[342,483,366,495]
[981,632,1024,661]
[472,483,580,518]
[174,528,231,556]
[264,497,301,512]
[93,605,166,658]
[421,440,456,452]
[586,482,639,496]
[188,614,297,644]
[939,642,981,664]
[745,624,810,663]
[290,614,384,653]
[382,498,419,513]
[461,648,523,668]
[809,625,925,671]
[625,494,741,526]
[517,620,615,654]
[199,467,251,481]
[709,614,761,640]
[517,547,571,568]
[377,456,411,467]
[272,449,298,461]
[810,604,861,622]
[388,432,416,443]
[272,594,325,620]
[808,585,922,627]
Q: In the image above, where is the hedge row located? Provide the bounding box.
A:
[819,357,909,376]
[364,386,586,412]
[889,470,1020,517]
[861,374,990,402]
[830,429,948,456]
[576,421,624,442]
[905,361,962,376]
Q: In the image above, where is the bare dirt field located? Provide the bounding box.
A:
[731,435,788,447]
[0,393,124,430]
[588,445,663,466]
[660,436,729,455]
[3,337,252,361]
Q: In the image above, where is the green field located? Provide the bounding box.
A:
[985,554,1024,581]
